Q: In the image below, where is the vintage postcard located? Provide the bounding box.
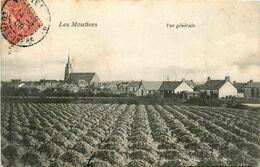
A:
[1,0,260,167]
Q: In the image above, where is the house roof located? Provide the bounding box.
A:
[66,73,96,83]
[185,80,196,88]
[233,82,247,89]
[245,82,260,88]
[194,84,204,90]
[127,81,141,88]
[159,81,182,91]
[39,79,59,83]
[142,81,162,90]
[199,80,227,90]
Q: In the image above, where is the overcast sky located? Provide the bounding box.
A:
[1,1,260,82]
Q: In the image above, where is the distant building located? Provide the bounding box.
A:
[182,91,201,100]
[64,55,101,86]
[66,73,100,86]
[136,81,162,96]
[185,80,197,89]
[159,79,193,97]
[198,76,237,99]
[62,83,80,93]
[102,81,122,90]
[17,81,40,94]
[244,80,260,98]
[126,81,141,93]
[233,81,247,98]
[117,82,130,91]
[2,79,22,89]
[38,79,61,91]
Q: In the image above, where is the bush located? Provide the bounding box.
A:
[130,149,157,165]
[22,135,37,148]
[51,134,69,148]
[34,131,51,142]
[21,151,41,166]
[2,145,19,161]
[60,151,84,166]
[71,141,93,156]
[38,143,62,159]
[127,160,152,167]
[95,150,123,165]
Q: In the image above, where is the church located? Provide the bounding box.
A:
[64,55,101,86]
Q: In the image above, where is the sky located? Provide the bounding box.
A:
[1,0,260,82]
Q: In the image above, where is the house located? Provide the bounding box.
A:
[182,91,201,100]
[244,80,260,98]
[37,79,62,91]
[117,82,129,91]
[126,81,141,93]
[17,82,40,94]
[159,79,193,97]
[103,81,122,90]
[233,81,247,98]
[65,73,100,86]
[62,83,80,93]
[198,76,237,99]
[136,81,162,96]
[39,79,60,87]
[185,80,197,89]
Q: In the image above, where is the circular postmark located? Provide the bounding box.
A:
[1,0,50,47]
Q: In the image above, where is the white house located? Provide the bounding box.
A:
[136,81,162,96]
[159,79,193,97]
[198,76,237,99]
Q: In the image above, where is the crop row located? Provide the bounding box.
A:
[1,103,259,167]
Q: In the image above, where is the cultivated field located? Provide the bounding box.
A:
[1,103,260,167]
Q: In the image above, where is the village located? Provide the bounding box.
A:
[1,56,260,101]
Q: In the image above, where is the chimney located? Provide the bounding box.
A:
[225,76,230,82]
[233,81,236,84]
[181,78,185,82]
[249,80,253,83]
[207,76,211,81]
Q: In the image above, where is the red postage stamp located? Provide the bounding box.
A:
[1,0,50,47]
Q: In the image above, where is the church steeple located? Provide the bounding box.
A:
[64,55,73,81]
[67,55,71,64]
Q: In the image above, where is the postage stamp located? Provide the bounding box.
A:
[1,0,50,47]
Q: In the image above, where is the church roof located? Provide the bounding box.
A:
[66,73,96,83]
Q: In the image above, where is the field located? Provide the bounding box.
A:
[1,102,260,167]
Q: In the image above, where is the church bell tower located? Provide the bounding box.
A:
[64,55,73,80]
